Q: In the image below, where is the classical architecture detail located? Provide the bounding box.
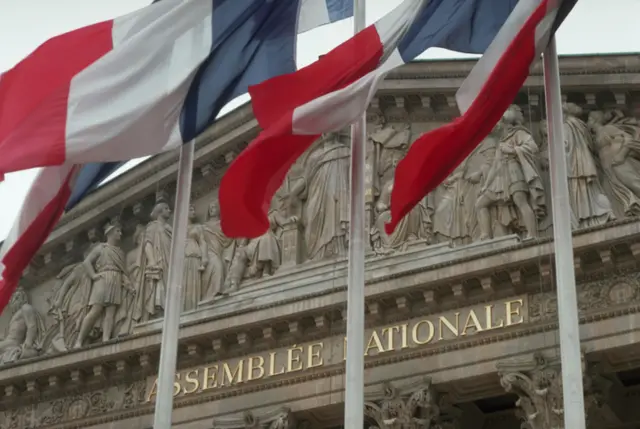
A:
[496,353,564,429]
[475,105,546,241]
[0,288,44,364]
[212,407,296,429]
[2,54,640,428]
[364,378,441,429]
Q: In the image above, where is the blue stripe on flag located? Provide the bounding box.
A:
[180,0,302,142]
[326,0,354,22]
[398,0,519,62]
[66,162,123,210]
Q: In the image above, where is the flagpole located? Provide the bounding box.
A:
[542,37,587,429]
[152,141,195,429]
[344,0,367,428]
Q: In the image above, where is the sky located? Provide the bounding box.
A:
[0,0,639,241]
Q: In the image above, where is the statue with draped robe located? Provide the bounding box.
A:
[0,288,45,364]
[588,110,640,217]
[289,134,351,261]
[200,201,234,305]
[182,205,208,311]
[133,201,172,322]
[475,105,546,240]
[555,103,615,229]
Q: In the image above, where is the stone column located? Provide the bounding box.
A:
[212,407,297,429]
[496,352,621,429]
[364,378,442,429]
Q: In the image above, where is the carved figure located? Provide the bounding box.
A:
[48,242,101,352]
[74,221,132,348]
[225,238,251,293]
[368,115,412,198]
[0,288,44,364]
[200,201,234,304]
[289,134,351,261]
[133,200,172,322]
[588,110,640,216]
[475,105,546,240]
[556,103,615,228]
[116,224,146,336]
[371,177,434,253]
[183,205,208,311]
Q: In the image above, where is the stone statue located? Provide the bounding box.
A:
[557,103,615,229]
[0,288,44,364]
[371,177,434,253]
[588,110,640,216]
[368,115,412,198]
[116,224,146,336]
[475,105,546,240]
[183,205,208,311]
[289,134,351,261]
[432,135,495,246]
[48,242,101,352]
[245,188,295,279]
[200,201,234,305]
[225,238,251,293]
[133,200,172,322]
[74,220,133,348]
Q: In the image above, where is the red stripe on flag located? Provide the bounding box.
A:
[0,169,76,312]
[0,21,114,179]
[385,0,549,235]
[220,26,385,238]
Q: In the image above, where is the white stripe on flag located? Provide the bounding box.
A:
[297,0,335,33]
[291,0,427,135]
[64,1,214,163]
[455,0,544,114]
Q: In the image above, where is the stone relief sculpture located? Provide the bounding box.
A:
[200,201,234,305]
[133,199,172,322]
[542,103,615,229]
[289,133,351,261]
[183,204,208,311]
[371,177,434,254]
[224,238,251,292]
[74,220,133,348]
[0,288,45,364]
[588,109,640,216]
[368,115,412,198]
[475,105,546,240]
[48,242,101,352]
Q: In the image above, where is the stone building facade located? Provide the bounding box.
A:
[1,53,640,429]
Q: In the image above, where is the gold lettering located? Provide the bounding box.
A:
[183,369,200,394]
[221,361,244,386]
[438,313,460,340]
[411,320,435,345]
[202,365,219,390]
[173,373,181,397]
[381,326,400,351]
[247,356,265,381]
[287,345,304,372]
[505,299,524,326]
[365,331,386,356]
[307,343,324,368]
[461,310,484,336]
[484,305,504,330]
[400,324,409,349]
[268,351,285,376]
[146,379,158,403]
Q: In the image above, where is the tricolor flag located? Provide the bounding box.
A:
[385,0,577,234]
[0,0,353,311]
[220,0,520,238]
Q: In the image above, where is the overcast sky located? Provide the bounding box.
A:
[0,0,639,241]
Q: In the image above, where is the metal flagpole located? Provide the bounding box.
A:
[344,0,367,428]
[542,36,587,429]
[152,141,195,429]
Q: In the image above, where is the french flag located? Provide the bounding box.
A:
[0,0,353,312]
[220,0,521,238]
[386,0,577,234]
